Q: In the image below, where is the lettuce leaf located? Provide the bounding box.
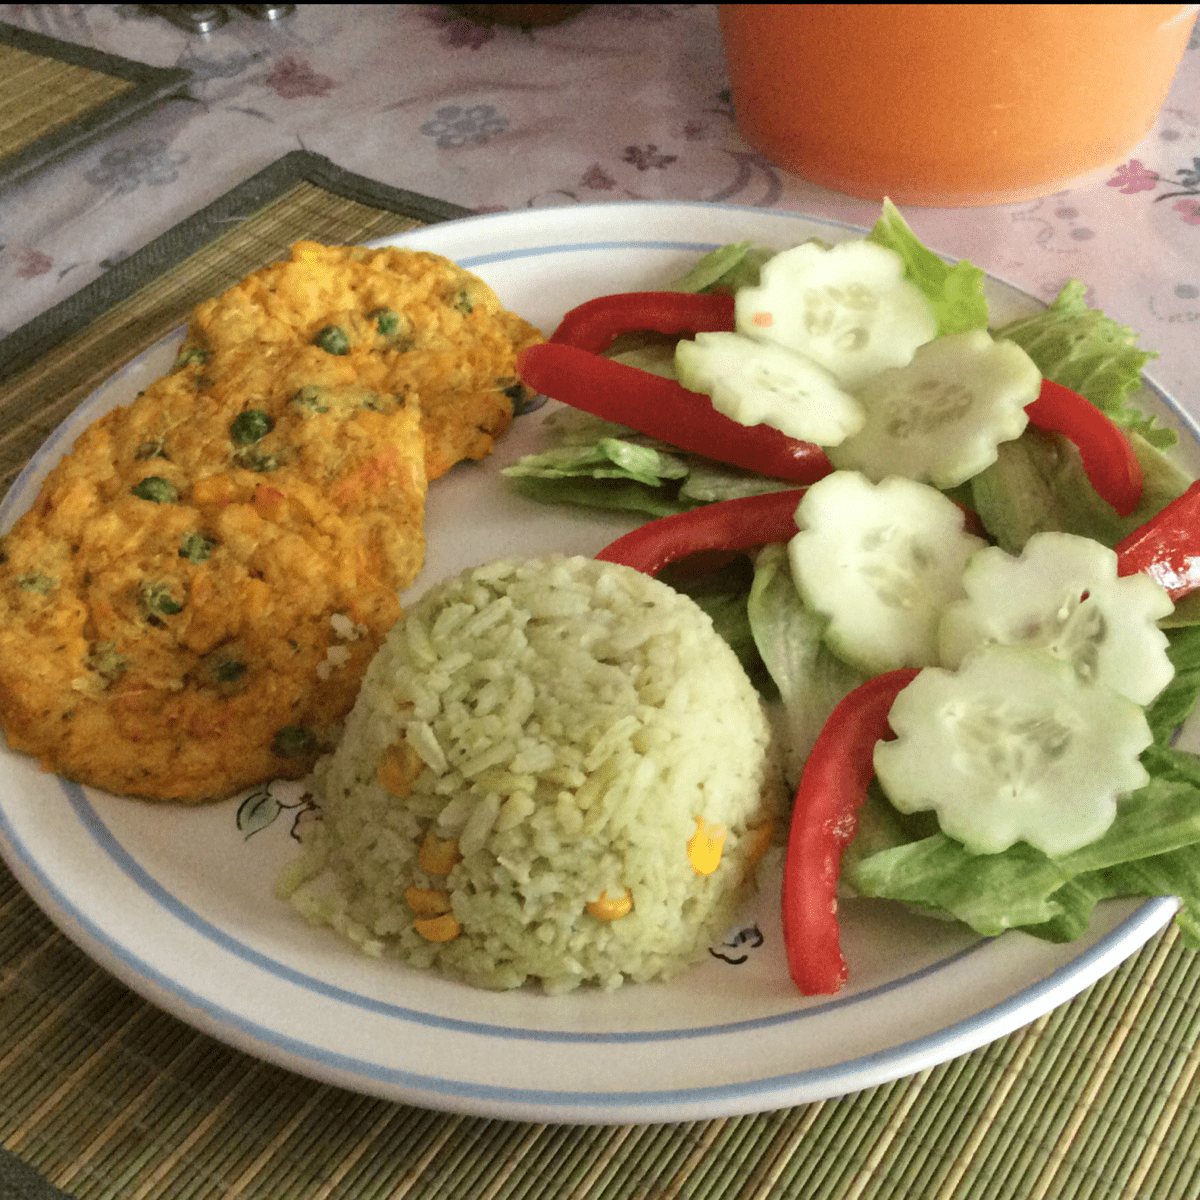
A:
[501,438,689,488]
[867,198,990,337]
[1018,850,1200,946]
[970,425,1194,554]
[677,460,798,504]
[665,241,776,294]
[503,474,693,519]
[747,544,866,784]
[848,746,1200,938]
[995,279,1170,446]
[1146,626,1200,746]
[502,401,801,517]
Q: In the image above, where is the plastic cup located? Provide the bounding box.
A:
[718,4,1198,207]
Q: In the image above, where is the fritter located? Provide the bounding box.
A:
[0,241,544,803]
[0,364,427,802]
[184,242,544,479]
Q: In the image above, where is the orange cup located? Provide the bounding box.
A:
[718,4,1198,207]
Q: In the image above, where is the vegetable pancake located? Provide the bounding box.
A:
[0,243,544,803]
[184,242,544,479]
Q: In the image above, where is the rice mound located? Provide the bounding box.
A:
[279,554,785,993]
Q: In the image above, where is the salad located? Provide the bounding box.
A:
[505,200,1200,997]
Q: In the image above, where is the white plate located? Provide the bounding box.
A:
[1,202,1197,1125]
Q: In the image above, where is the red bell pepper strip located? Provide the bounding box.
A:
[597,488,985,576]
[549,294,1141,511]
[550,291,736,354]
[596,489,808,576]
[1115,478,1200,600]
[783,668,919,996]
[1025,379,1142,517]
[516,342,834,484]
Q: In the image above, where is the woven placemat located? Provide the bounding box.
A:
[0,23,189,190]
[2,159,1200,1198]
[2,852,1198,1200]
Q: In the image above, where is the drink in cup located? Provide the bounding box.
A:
[718,4,1198,206]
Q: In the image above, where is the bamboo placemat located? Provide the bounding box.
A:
[2,862,1199,1200]
[0,40,132,158]
[2,160,1200,1198]
[0,23,189,190]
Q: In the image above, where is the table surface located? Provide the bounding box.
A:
[0,5,1199,1199]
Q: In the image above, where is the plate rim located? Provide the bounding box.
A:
[0,794,1178,1119]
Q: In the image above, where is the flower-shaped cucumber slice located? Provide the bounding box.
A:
[735,240,937,390]
[938,531,1175,705]
[826,330,1039,489]
[675,331,865,445]
[874,645,1153,857]
[788,471,985,674]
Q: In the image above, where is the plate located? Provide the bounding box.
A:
[1,202,1196,1125]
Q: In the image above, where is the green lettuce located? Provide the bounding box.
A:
[867,198,990,336]
[995,279,1170,446]
[1020,851,1200,946]
[501,438,689,489]
[1146,626,1200,746]
[501,410,692,516]
[503,475,692,519]
[747,544,866,784]
[970,426,1194,554]
[501,408,797,518]
[676,460,797,504]
[847,745,1200,939]
[665,241,776,294]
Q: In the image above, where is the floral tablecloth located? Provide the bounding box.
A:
[0,3,1196,404]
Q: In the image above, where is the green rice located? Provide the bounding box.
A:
[278,554,785,993]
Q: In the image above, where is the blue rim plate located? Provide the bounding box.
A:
[0,202,1192,1124]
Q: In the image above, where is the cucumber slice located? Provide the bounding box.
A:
[788,471,986,673]
[735,240,938,389]
[675,331,864,445]
[938,531,1175,705]
[826,330,1040,489]
[873,645,1153,857]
